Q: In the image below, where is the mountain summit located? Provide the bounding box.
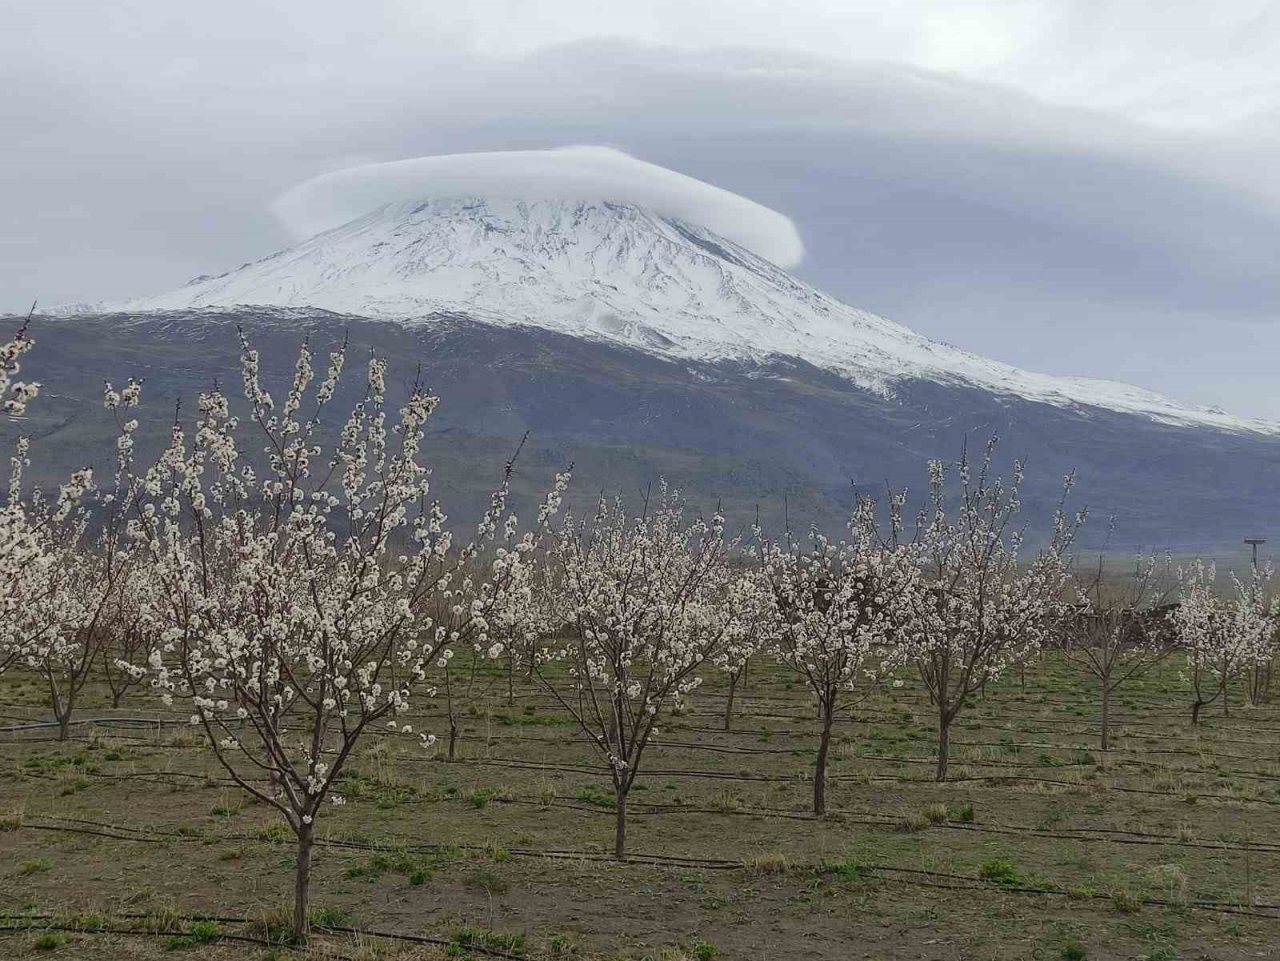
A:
[117,192,1271,435]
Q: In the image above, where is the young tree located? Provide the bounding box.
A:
[715,561,772,732]
[100,564,154,708]
[1241,569,1278,706]
[0,320,69,676]
[129,335,560,944]
[20,380,143,737]
[1175,561,1271,723]
[0,443,56,679]
[902,440,1081,781]
[534,488,740,859]
[490,536,565,708]
[1062,553,1178,753]
[763,500,918,814]
[427,554,500,762]
[424,468,571,759]
[21,529,124,740]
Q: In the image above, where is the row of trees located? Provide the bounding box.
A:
[0,327,1273,943]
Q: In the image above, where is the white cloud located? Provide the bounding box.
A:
[9,4,1280,413]
[270,146,806,268]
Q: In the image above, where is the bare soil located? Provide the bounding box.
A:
[2,658,1280,959]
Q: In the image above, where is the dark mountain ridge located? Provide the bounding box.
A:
[5,308,1276,555]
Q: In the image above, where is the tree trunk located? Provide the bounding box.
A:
[1191,698,1204,726]
[506,655,515,707]
[54,693,74,742]
[935,702,951,782]
[613,787,627,860]
[813,699,834,815]
[1222,679,1230,717]
[49,681,73,742]
[443,666,458,759]
[293,820,315,945]
[1100,679,1110,753]
[724,672,738,732]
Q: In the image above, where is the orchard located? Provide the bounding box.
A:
[1,328,1278,961]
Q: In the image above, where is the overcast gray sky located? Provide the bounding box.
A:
[6,2,1280,416]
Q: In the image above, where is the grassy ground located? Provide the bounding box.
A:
[2,656,1279,960]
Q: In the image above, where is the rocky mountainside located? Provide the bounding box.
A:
[9,308,1279,553]
[110,197,1273,435]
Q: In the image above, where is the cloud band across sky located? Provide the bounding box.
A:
[7,3,1280,415]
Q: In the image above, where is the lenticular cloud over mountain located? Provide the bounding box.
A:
[271,146,805,269]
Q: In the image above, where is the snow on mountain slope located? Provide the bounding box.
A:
[113,194,1275,435]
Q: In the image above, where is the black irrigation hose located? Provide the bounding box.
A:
[656,710,1280,750]
[452,692,1225,730]
[7,849,1279,926]
[7,708,1278,762]
[665,716,1280,752]
[0,920,316,954]
[421,730,1123,772]
[17,767,242,787]
[9,726,1280,793]
[0,913,530,959]
[27,798,1280,870]
[0,717,183,733]
[19,814,742,869]
[14,725,1280,789]
[463,725,1280,771]
[19,753,1280,812]
[851,868,1280,921]
[9,716,1280,804]
[16,743,1280,820]
[488,797,1280,855]
[326,924,528,959]
[3,690,1276,758]
[444,755,1280,803]
[17,814,1280,922]
[685,699,1280,736]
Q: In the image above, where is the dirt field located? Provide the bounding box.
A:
[3,657,1280,960]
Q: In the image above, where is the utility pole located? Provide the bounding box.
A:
[1245,538,1266,572]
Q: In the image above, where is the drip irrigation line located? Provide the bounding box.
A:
[6,709,1277,766]
[21,755,1280,811]
[5,854,1277,926]
[9,722,1280,789]
[440,755,1280,804]
[26,806,1280,868]
[0,717,183,734]
[0,913,530,959]
[851,868,1280,921]
[0,920,314,954]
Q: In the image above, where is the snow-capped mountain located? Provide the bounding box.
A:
[25,151,1280,550]
[114,196,1274,435]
